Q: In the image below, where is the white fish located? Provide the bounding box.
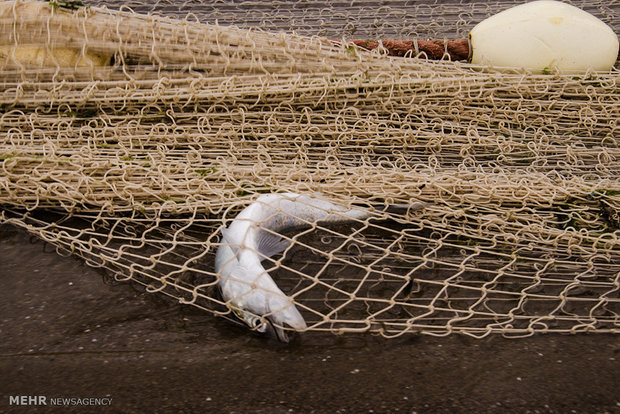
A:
[215,192,426,341]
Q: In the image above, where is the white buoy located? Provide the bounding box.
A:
[469,0,618,73]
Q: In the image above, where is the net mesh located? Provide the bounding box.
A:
[0,0,618,338]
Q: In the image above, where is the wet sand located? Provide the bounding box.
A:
[1,226,619,413]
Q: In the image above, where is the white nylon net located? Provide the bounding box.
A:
[0,0,618,339]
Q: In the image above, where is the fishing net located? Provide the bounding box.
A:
[0,0,619,338]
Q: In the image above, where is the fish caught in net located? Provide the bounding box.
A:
[0,0,618,340]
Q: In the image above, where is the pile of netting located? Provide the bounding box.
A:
[0,0,618,338]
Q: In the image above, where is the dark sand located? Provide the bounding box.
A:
[1,226,619,413]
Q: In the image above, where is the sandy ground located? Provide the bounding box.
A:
[1,226,619,413]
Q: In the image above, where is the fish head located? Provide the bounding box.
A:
[262,296,308,343]
[229,291,307,343]
[216,234,307,342]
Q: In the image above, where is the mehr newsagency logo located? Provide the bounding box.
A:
[9,395,112,406]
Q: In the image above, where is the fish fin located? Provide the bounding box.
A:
[221,225,289,259]
[256,230,291,261]
[225,262,247,284]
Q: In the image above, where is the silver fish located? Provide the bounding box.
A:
[215,192,426,341]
